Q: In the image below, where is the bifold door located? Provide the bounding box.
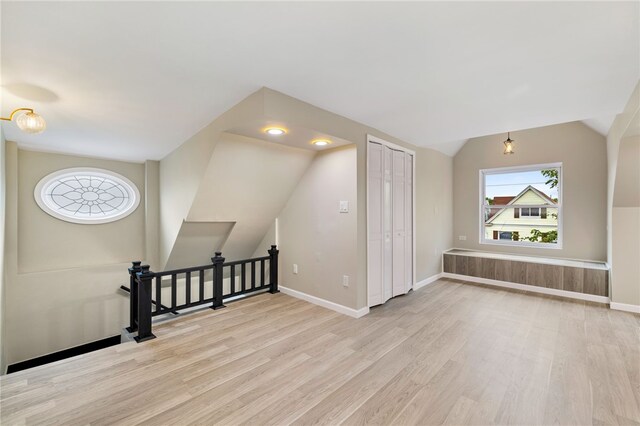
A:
[367,140,414,307]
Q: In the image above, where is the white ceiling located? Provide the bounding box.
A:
[227,120,354,151]
[1,2,638,162]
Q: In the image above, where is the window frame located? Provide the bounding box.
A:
[479,162,563,249]
[34,167,141,225]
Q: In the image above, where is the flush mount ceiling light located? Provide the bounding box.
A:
[265,127,286,136]
[503,132,515,155]
[0,108,47,134]
[312,139,331,147]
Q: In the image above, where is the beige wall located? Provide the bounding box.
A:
[613,136,640,208]
[453,121,607,261]
[159,88,454,311]
[4,141,18,369]
[17,150,145,273]
[263,88,453,308]
[184,133,315,263]
[612,208,640,306]
[4,147,148,365]
[608,82,639,267]
[278,145,359,308]
[608,81,640,307]
[159,91,264,268]
[0,129,6,372]
[415,147,453,281]
[145,160,160,268]
[611,136,640,307]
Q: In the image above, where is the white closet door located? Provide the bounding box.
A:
[392,149,407,297]
[383,146,394,302]
[367,142,384,306]
[405,154,414,293]
[367,140,414,307]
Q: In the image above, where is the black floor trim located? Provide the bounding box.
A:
[6,335,121,374]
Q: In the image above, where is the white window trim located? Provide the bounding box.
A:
[479,162,563,250]
[34,167,141,225]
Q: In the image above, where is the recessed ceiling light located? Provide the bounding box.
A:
[265,127,286,136]
[312,139,331,146]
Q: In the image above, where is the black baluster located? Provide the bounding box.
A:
[199,269,205,302]
[260,259,265,287]
[185,271,191,306]
[230,265,236,295]
[171,274,177,310]
[241,263,246,292]
[155,276,161,314]
[251,261,256,289]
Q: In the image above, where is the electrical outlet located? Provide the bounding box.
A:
[458,235,467,241]
[293,264,298,274]
[342,275,349,287]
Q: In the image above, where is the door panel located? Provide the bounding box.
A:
[405,154,414,292]
[392,149,406,297]
[383,146,393,302]
[367,142,384,306]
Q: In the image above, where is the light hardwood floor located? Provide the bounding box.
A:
[1,279,639,425]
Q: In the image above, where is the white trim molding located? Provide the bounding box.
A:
[479,162,563,250]
[34,167,140,224]
[442,272,610,305]
[414,273,443,291]
[610,302,640,314]
[279,286,369,318]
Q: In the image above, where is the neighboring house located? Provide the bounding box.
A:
[485,185,558,242]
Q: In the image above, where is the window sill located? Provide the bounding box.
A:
[480,239,563,250]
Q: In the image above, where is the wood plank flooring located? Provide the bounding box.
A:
[1,279,639,425]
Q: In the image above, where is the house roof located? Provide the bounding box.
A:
[485,185,557,224]
[487,196,515,220]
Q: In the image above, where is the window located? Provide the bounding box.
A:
[519,207,540,217]
[499,231,513,240]
[480,163,561,248]
[34,167,140,224]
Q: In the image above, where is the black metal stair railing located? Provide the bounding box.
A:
[125,245,279,343]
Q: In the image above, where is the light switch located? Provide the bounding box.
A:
[339,201,349,213]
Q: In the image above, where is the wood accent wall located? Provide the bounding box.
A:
[443,253,608,297]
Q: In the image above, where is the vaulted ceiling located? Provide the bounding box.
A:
[1,2,638,161]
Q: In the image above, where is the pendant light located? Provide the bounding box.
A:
[1,108,47,134]
[503,132,515,155]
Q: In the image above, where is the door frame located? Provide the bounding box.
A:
[366,134,416,307]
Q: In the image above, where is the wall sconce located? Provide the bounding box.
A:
[503,132,514,155]
[0,108,47,134]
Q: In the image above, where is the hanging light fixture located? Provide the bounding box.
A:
[503,132,515,155]
[0,108,47,134]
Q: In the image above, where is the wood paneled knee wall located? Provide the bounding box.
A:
[443,253,608,297]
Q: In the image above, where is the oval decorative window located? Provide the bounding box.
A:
[34,167,140,224]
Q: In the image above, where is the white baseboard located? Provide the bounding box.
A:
[414,273,443,291]
[610,302,640,314]
[279,286,369,318]
[442,272,610,305]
